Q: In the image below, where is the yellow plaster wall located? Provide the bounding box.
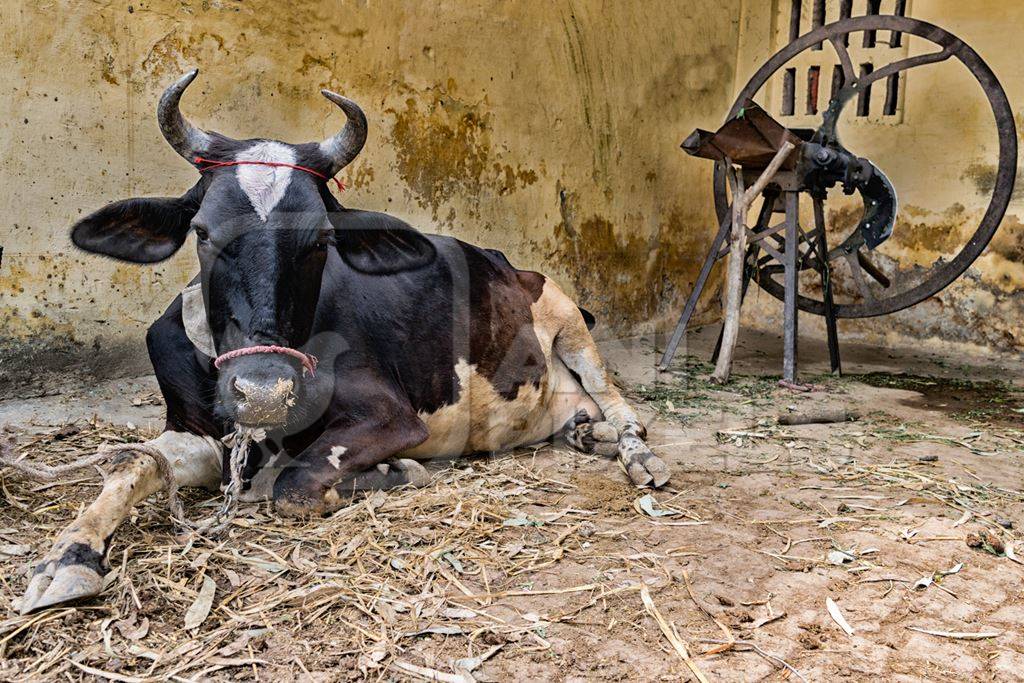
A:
[0,0,743,391]
[3,0,1018,393]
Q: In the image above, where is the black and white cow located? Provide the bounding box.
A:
[20,70,669,613]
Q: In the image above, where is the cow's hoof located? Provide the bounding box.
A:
[566,422,595,452]
[21,543,106,614]
[618,434,670,488]
[387,458,431,488]
[567,419,619,456]
[563,410,594,452]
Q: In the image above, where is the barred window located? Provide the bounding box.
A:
[775,0,910,125]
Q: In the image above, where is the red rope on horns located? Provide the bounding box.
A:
[194,156,345,192]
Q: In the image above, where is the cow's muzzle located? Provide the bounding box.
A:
[231,376,294,426]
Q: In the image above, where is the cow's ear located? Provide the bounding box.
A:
[323,193,435,274]
[71,182,204,263]
[335,218,437,274]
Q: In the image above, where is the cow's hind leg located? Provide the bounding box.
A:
[549,295,670,487]
[20,431,221,614]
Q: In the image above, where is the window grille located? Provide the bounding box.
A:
[773,0,910,125]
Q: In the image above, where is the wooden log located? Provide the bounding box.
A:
[710,142,796,385]
[777,408,859,426]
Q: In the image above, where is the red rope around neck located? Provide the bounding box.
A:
[214,345,319,377]
[194,156,345,192]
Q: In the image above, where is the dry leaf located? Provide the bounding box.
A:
[635,494,676,518]
[114,616,150,641]
[1006,541,1024,565]
[827,550,856,565]
[826,597,855,636]
[0,544,30,557]
[454,644,503,672]
[222,568,242,588]
[189,552,210,569]
[184,576,216,630]
[217,628,270,657]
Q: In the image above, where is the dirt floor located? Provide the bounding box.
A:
[0,327,1022,682]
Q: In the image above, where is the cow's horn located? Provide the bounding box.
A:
[318,90,368,175]
[157,69,211,162]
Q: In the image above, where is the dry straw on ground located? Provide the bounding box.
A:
[2,366,1023,681]
[0,420,714,681]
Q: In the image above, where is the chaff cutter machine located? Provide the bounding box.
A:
[658,16,1017,381]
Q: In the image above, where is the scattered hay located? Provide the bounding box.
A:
[0,421,688,681]
[1,359,1022,680]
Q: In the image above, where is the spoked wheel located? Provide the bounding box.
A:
[714,16,1016,318]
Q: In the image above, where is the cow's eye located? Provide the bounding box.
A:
[316,229,335,250]
[192,223,210,242]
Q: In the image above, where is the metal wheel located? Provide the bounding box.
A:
[714,16,1016,318]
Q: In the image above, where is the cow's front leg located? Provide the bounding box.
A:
[20,431,221,614]
[273,403,429,517]
[553,303,671,487]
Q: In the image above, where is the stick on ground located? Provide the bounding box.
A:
[640,585,709,683]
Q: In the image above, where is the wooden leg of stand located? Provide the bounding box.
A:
[658,215,732,371]
[782,192,799,383]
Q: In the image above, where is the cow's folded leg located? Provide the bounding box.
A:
[554,308,671,487]
[21,431,221,614]
[273,402,429,518]
[332,458,431,498]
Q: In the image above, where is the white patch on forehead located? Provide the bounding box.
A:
[234,141,295,221]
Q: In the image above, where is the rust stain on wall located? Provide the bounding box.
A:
[889,204,968,255]
[819,200,1024,350]
[547,200,712,331]
[140,30,228,82]
[990,214,1024,263]
[388,87,538,217]
[0,262,30,295]
[962,162,998,196]
[111,264,143,292]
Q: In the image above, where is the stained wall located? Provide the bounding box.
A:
[3,0,1020,395]
[0,0,743,394]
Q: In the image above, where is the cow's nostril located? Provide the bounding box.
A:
[229,377,295,427]
[231,377,250,401]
